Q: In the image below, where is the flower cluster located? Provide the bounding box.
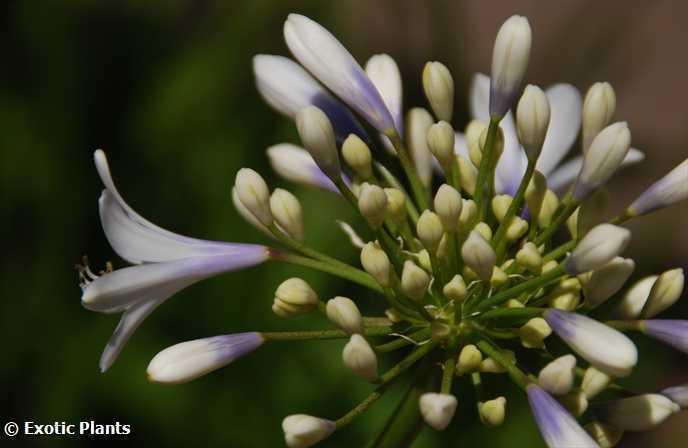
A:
[79,13,688,448]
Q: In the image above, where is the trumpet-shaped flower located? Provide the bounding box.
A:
[527,384,598,448]
[284,14,396,134]
[81,150,269,372]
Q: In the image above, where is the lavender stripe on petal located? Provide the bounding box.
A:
[628,159,688,216]
[662,384,688,408]
[527,384,598,448]
[642,320,688,354]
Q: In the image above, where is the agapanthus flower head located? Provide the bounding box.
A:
[80,11,687,448]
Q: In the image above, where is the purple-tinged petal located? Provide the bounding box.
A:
[535,84,582,176]
[628,159,688,216]
[284,14,396,134]
[545,309,637,377]
[365,54,403,134]
[147,332,264,384]
[266,144,339,193]
[527,384,598,448]
[642,320,688,354]
[253,55,366,143]
[662,383,688,408]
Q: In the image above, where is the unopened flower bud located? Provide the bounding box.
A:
[573,122,631,201]
[627,159,688,217]
[431,321,452,341]
[580,257,635,308]
[491,194,513,222]
[490,266,508,288]
[360,242,391,286]
[601,394,680,431]
[548,291,580,311]
[505,217,529,241]
[479,397,507,427]
[490,15,532,116]
[517,84,551,159]
[565,224,631,274]
[401,260,430,301]
[572,188,610,239]
[342,334,378,382]
[434,184,462,232]
[273,278,318,318]
[642,268,685,318]
[474,222,493,241]
[462,231,496,282]
[427,121,455,168]
[480,125,505,161]
[235,168,273,226]
[584,421,623,448]
[582,366,612,400]
[542,260,559,273]
[326,296,363,334]
[459,199,478,228]
[560,389,589,417]
[516,242,542,273]
[406,108,434,187]
[419,392,457,431]
[538,190,559,228]
[519,317,552,349]
[661,384,688,409]
[295,106,340,179]
[417,210,444,252]
[456,344,483,375]
[538,354,576,395]
[443,275,467,302]
[358,183,388,228]
[525,170,548,220]
[422,61,454,122]
[282,414,335,448]
[342,134,372,179]
[505,298,525,308]
[582,82,616,153]
[270,189,304,241]
[614,275,658,320]
[384,188,407,223]
[457,157,478,196]
[417,249,432,272]
[385,308,403,323]
[481,349,515,373]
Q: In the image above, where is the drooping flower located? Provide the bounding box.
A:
[81,150,269,372]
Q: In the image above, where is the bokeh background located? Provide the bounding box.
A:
[2,0,687,446]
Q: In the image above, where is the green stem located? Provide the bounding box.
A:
[605,320,644,331]
[542,240,576,262]
[379,341,437,384]
[475,265,566,311]
[374,328,432,353]
[493,159,537,261]
[476,339,530,390]
[262,326,393,341]
[474,117,501,218]
[387,132,429,210]
[270,250,382,293]
[374,162,420,223]
[440,354,456,394]
[535,200,579,245]
[477,307,546,321]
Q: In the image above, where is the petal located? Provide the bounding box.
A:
[469,73,490,121]
[642,320,688,354]
[82,251,268,314]
[547,148,644,193]
[266,143,339,192]
[536,84,582,176]
[527,384,598,448]
[284,14,395,133]
[365,54,403,133]
[253,55,366,143]
[95,150,252,264]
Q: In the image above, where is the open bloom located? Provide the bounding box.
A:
[81,150,269,372]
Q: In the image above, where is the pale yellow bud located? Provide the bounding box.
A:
[538,354,576,395]
[505,216,529,241]
[491,194,513,222]
[235,168,273,226]
[360,242,391,286]
[542,260,559,273]
[419,392,458,431]
[456,344,483,375]
[560,389,589,417]
[505,299,525,308]
[548,291,580,311]
[326,296,363,335]
[490,266,508,288]
[417,210,444,252]
[295,106,340,179]
[462,231,496,281]
[582,366,612,399]
[422,61,454,122]
[384,188,407,223]
[642,268,685,318]
[458,199,478,228]
[465,120,487,149]
[516,84,551,159]
[401,260,430,301]
[479,397,507,427]
[358,183,388,228]
[582,82,617,153]
[270,188,304,241]
[417,249,432,272]
[481,350,516,373]
[614,275,657,320]
[519,317,551,348]
[516,242,542,273]
[457,157,477,196]
[341,134,372,179]
[538,190,560,228]
[427,121,455,168]
[273,278,318,318]
[525,170,547,219]
[474,222,493,241]
[443,275,467,302]
[406,107,434,187]
[434,184,462,232]
[584,421,623,448]
[342,334,378,382]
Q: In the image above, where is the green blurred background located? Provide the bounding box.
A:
[1,0,687,446]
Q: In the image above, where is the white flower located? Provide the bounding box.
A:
[581,82,616,152]
[423,61,455,122]
[282,414,335,448]
[81,151,269,372]
[545,309,637,377]
[253,54,365,142]
[266,144,339,193]
[365,54,403,133]
[602,394,680,431]
[564,224,631,274]
[516,84,551,160]
[342,334,378,382]
[284,14,396,133]
[146,333,264,384]
[419,393,458,430]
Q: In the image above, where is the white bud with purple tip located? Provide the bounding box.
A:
[565,224,631,274]
[641,320,688,354]
[490,15,532,117]
[627,159,688,216]
[296,106,341,180]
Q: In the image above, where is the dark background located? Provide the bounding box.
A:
[1,0,687,446]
